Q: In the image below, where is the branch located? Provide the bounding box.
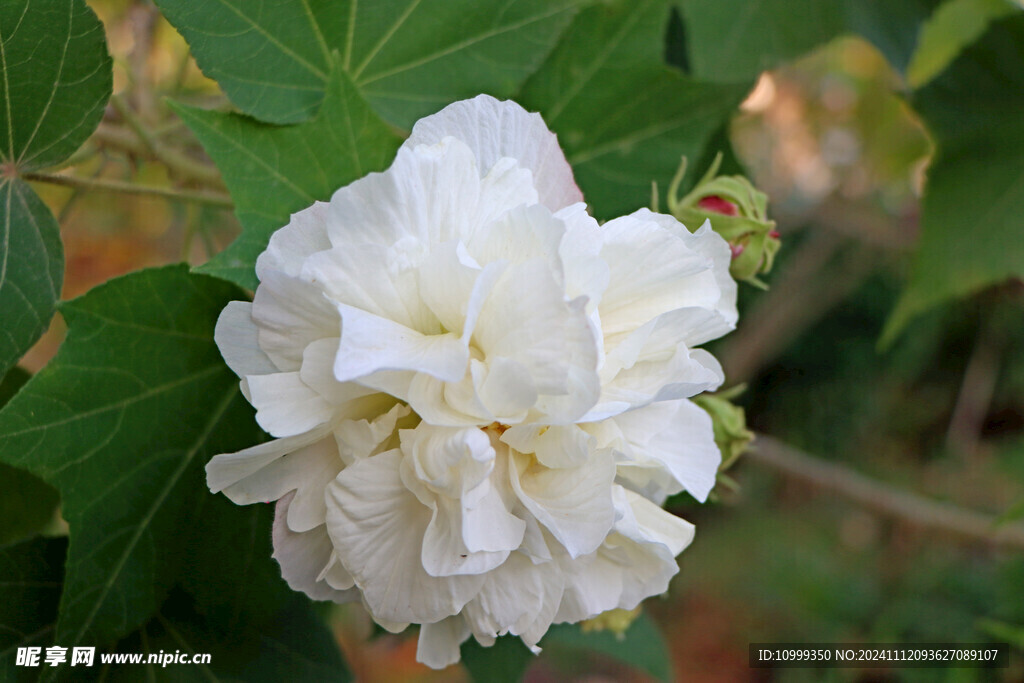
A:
[91,123,224,188]
[24,172,234,209]
[747,434,1024,551]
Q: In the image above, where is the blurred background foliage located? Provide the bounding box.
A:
[5,0,1024,680]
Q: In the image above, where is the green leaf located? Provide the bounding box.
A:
[543,614,673,682]
[105,592,348,682]
[906,0,1018,87]
[154,0,581,127]
[519,0,749,219]
[0,180,64,379]
[0,367,59,548]
[0,265,259,653]
[678,0,939,81]
[178,62,402,290]
[844,0,942,74]
[882,14,1024,344]
[0,0,111,378]
[106,499,350,682]
[0,461,59,547]
[0,537,67,681]
[994,497,1024,528]
[461,634,534,683]
[678,0,846,82]
[976,617,1024,650]
[0,0,112,170]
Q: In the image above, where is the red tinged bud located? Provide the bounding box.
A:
[697,195,739,216]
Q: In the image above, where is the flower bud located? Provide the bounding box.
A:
[692,389,753,472]
[667,153,780,287]
[580,607,642,639]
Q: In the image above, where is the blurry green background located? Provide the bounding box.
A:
[19,1,1024,681]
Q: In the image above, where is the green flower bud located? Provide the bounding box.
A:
[667,153,780,287]
[580,606,642,639]
[692,387,754,473]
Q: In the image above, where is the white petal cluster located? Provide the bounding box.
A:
[207,95,738,668]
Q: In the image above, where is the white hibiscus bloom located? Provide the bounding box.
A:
[206,95,737,668]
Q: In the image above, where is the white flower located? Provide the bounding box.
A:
[207,95,737,668]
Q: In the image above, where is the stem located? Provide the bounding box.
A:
[24,172,234,209]
[110,94,159,156]
[91,123,224,188]
[748,434,1024,551]
[946,315,1002,461]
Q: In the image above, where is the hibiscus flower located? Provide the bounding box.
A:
[206,95,737,668]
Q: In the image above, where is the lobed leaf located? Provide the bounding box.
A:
[678,0,939,81]
[543,615,674,682]
[0,0,112,170]
[0,367,61,548]
[0,181,63,379]
[0,0,111,378]
[0,266,256,653]
[519,0,749,220]
[178,63,403,290]
[154,0,582,127]
[882,13,1024,343]
[0,537,66,681]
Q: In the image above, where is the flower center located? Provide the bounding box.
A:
[482,421,509,436]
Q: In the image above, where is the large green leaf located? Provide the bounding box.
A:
[0,0,112,170]
[678,0,846,82]
[461,634,534,683]
[543,615,673,682]
[0,180,63,379]
[0,266,259,654]
[0,0,111,377]
[0,537,66,681]
[678,0,938,81]
[154,0,582,126]
[178,63,402,290]
[105,499,350,682]
[906,0,1018,87]
[882,14,1024,343]
[460,615,673,682]
[519,0,749,219]
[0,367,60,547]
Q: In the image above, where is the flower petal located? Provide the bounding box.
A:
[465,203,564,278]
[508,447,615,558]
[556,488,693,622]
[334,302,468,383]
[206,427,328,498]
[416,241,484,339]
[251,270,339,372]
[247,371,334,437]
[325,136,536,252]
[406,94,582,212]
[326,450,485,624]
[301,241,436,332]
[462,552,562,649]
[588,399,722,503]
[632,211,738,341]
[501,424,592,469]
[422,497,510,577]
[272,492,357,602]
[557,203,610,313]
[598,212,721,341]
[299,337,379,406]
[474,260,598,412]
[255,200,332,280]
[215,301,278,378]
[417,615,471,670]
[222,436,343,532]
